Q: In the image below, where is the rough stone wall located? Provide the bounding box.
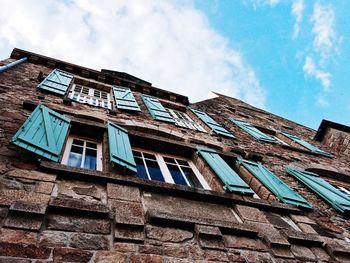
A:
[322,127,350,156]
[0,56,350,262]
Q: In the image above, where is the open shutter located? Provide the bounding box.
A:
[108,121,137,173]
[230,118,277,143]
[238,159,312,209]
[191,108,235,138]
[141,95,175,123]
[37,69,73,95]
[286,167,350,214]
[11,104,70,162]
[280,132,330,156]
[113,86,141,112]
[197,147,253,195]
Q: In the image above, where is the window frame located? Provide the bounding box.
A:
[166,108,207,132]
[61,136,103,171]
[132,148,210,190]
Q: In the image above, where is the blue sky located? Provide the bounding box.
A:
[0,0,348,129]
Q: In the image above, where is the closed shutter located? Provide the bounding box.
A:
[280,132,330,156]
[197,147,253,195]
[230,118,277,143]
[37,69,74,95]
[107,121,137,173]
[141,95,175,123]
[113,86,141,112]
[286,167,350,214]
[11,104,70,162]
[190,108,235,138]
[238,159,312,208]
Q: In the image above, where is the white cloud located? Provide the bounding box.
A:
[246,0,280,9]
[310,3,337,62]
[316,95,329,108]
[0,0,266,108]
[291,0,304,39]
[302,56,331,91]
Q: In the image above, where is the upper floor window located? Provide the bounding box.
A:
[166,108,206,132]
[68,84,112,109]
[61,137,103,171]
[132,149,209,189]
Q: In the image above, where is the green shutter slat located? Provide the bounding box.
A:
[107,121,137,173]
[280,132,331,156]
[37,69,73,95]
[141,95,175,123]
[190,108,235,138]
[11,104,70,162]
[238,159,312,209]
[286,167,350,214]
[113,86,141,112]
[197,147,253,195]
[230,118,277,143]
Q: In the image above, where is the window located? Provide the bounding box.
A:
[68,84,112,109]
[166,108,206,132]
[61,137,102,171]
[132,149,209,189]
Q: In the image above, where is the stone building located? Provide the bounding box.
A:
[0,48,350,262]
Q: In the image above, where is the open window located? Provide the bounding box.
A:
[166,108,206,132]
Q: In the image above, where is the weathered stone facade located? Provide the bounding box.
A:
[0,48,350,262]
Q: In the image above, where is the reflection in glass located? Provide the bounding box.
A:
[167,164,188,186]
[182,166,203,188]
[68,145,83,168]
[84,148,97,170]
[146,159,165,182]
[135,157,148,180]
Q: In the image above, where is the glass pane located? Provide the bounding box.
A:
[132,151,142,158]
[82,87,89,94]
[72,139,84,146]
[135,157,148,180]
[163,157,176,164]
[67,145,83,168]
[86,142,97,149]
[146,159,165,182]
[84,148,97,170]
[167,164,188,186]
[143,153,157,160]
[182,166,203,188]
[177,159,189,166]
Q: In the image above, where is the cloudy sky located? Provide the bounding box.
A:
[0,0,348,129]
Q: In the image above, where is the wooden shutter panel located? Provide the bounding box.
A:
[107,121,137,173]
[280,132,331,156]
[11,104,70,162]
[238,159,312,209]
[230,118,277,143]
[37,69,74,95]
[113,86,141,112]
[191,108,235,138]
[197,147,254,195]
[141,95,175,123]
[286,167,350,214]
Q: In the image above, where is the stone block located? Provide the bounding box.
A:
[138,245,163,255]
[0,190,50,206]
[198,237,225,250]
[249,222,290,248]
[297,222,317,234]
[49,197,109,215]
[113,242,138,253]
[223,235,267,251]
[53,247,93,263]
[290,214,316,225]
[129,254,163,263]
[270,247,294,259]
[290,245,316,261]
[113,200,144,226]
[39,230,69,247]
[35,182,54,194]
[145,225,193,242]
[0,229,37,244]
[163,244,188,258]
[7,169,56,182]
[94,251,127,263]
[240,251,273,263]
[4,213,43,231]
[0,242,51,259]
[115,225,144,242]
[57,180,106,203]
[47,213,111,234]
[107,183,140,202]
[203,250,229,262]
[195,224,221,238]
[311,247,331,262]
[10,201,47,214]
[282,229,323,246]
[235,205,269,223]
[70,233,109,250]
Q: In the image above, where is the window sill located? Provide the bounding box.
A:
[40,161,301,214]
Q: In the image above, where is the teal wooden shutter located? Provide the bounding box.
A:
[197,147,253,195]
[37,69,74,95]
[113,86,141,112]
[11,104,70,162]
[108,121,137,173]
[141,95,175,123]
[238,159,312,209]
[230,118,277,143]
[191,108,235,138]
[286,167,350,214]
[280,132,330,156]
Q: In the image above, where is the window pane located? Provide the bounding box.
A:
[72,139,84,146]
[86,142,97,149]
[182,166,203,188]
[177,159,189,166]
[143,153,157,160]
[163,157,176,164]
[132,150,142,158]
[145,159,165,182]
[135,157,148,180]
[67,145,83,168]
[167,164,188,186]
[84,148,97,170]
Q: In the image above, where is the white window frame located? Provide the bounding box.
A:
[61,136,103,171]
[68,84,112,109]
[338,186,350,197]
[132,148,210,190]
[166,108,207,132]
